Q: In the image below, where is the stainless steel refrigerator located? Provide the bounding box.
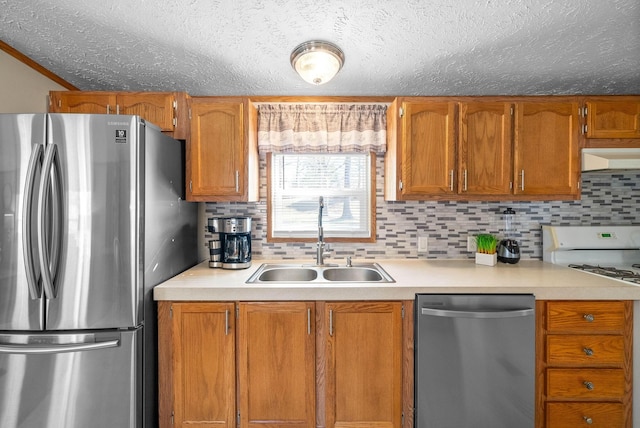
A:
[0,113,198,428]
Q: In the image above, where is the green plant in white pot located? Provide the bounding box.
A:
[475,234,498,266]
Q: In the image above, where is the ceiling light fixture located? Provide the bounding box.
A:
[290,40,345,85]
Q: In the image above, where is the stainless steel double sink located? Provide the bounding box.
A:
[246,262,395,283]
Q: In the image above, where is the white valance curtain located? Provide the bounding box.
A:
[257,104,387,154]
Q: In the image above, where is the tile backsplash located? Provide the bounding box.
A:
[201,157,639,262]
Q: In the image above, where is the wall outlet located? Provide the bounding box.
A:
[467,236,477,252]
[418,236,428,252]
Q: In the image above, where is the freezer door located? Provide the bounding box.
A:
[44,114,140,330]
[0,114,46,331]
[0,329,141,428]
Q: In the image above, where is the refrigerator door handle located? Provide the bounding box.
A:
[22,143,44,299]
[0,339,120,355]
[37,143,63,299]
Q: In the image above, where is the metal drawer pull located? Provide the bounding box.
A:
[583,381,594,390]
[583,416,593,424]
[583,313,595,322]
[583,347,594,356]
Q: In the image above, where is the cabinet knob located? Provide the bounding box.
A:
[583,416,593,424]
[583,381,594,390]
[583,313,595,322]
[583,347,594,356]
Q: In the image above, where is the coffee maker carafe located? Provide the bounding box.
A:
[222,217,252,269]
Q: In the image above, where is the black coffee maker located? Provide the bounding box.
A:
[497,208,520,264]
[221,217,252,269]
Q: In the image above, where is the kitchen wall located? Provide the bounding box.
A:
[0,49,67,113]
[201,157,640,262]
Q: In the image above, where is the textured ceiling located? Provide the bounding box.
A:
[1,0,639,96]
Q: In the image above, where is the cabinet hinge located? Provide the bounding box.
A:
[401,305,405,319]
[57,99,61,108]
[236,306,240,319]
[173,100,178,110]
[399,180,403,191]
[169,304,173,319]
[188,108,192,120]
[402,412,404,427]
[237,410,240,425]
[399,107,404,118]
[510,106,514,116]
[171,410,174,425]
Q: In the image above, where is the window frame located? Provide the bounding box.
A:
[266,153,376,243]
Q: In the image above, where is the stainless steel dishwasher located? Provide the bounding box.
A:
[415,294,535,428]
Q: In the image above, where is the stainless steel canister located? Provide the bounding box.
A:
[208,218,224,268]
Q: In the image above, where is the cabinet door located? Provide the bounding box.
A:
[514,100,580,198]
[459,101,513,195]
[400,102,456,197]
[238,302,315,428]
[324,302,403,428]
[50,91,116,114]
[585,97,640,139]
[187,98,246,201]
[160,302,236,428]
[117,92,176,131]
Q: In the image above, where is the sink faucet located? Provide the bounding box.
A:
[316,196,330,265]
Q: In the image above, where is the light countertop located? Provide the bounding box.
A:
[153,259,640,301]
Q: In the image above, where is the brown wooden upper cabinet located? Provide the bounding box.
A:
[385,98,457,199]
[582,96,640,146]
[186,97,259,202]
[49,91,189,139]
[459,101,513,197]
[385,96,580,201]
[513,98,581,199]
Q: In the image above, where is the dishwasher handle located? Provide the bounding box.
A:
[421,307,534,319]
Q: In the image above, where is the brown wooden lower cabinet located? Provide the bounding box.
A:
[319,301,404,428]
[158,302,236,428]
[158,300,413,428]
[238,302,316,428]
[546,402,625,427]
[536,300,633,428]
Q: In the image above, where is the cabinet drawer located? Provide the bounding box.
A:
[547,335,625,366]
[547,368,625,399]
[547,301,625,333]
[547,402,624,427]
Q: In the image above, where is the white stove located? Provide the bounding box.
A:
[542,225,640,285]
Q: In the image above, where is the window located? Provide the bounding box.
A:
[268,153,375,242]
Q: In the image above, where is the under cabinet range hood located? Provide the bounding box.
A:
[582,148,640,171]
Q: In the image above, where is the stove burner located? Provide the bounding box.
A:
[569,264,640,285]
